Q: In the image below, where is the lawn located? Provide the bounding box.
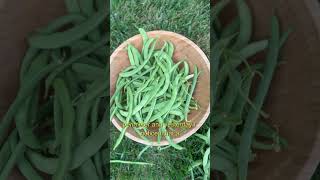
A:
[110,0,210,179]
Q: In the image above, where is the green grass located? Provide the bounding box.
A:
[110,0,210,179]
[110,0,210,54]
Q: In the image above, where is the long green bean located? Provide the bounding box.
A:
[238,16,281,180]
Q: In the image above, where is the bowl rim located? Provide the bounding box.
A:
[110,30,210,146]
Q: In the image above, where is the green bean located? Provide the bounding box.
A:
[37,14,86,34]
[65,0,81,13]
[75,160,99,180]
[135,67,158,94]
[88,29,102,42]
[70,40,93,52]
[221,17,240,38]
[27,113,108,174]
[232,70,255,117]
[131,44,143,65]
[113,126,127,150]
[72,62,105,80]
[137,146,150,159]
[71,115,108,169]
[0,62,58,146]
[256,120,288,148]
[143,38,157,62]
[221,71,241,113]
[90,99,104,179]
[79,0,95,16]
[53,92,62,150]
[216,140,237,162]
[29,10,107,49]
[15,52,50,149]
[203,148,210,172]
[233,0,252,49]
[138,28,148,44]
[239,40,268,58]
[154,60,170,97]
[0,141,10,171]
[238,28,291,60]
[182,61,189,77]
[15,153,43,180]
[110,160,154,166]
[133,80,163,115]
[15,99,42,149]
[213,125,230,145]
[212,0,230,23]
[238,16,281,180]
[8,130,43,180]
[119,59,149,78]
[52,78,75,180]
[212,35,236,108]
[150,76,180,122]
[184,66,199,120]
[44,37,107,96]
[128,44,140,66]
[213,156,237,180]
[19,47,39,81]
[111,28,200,151]
[65,69,81,99]
[76,98,93,143]
[95,0,107,10]
[0,141,25,180]
[167,42,174,58]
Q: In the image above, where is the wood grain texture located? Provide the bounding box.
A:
[110,30,210,146]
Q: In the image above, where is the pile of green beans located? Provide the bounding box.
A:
[0,1,108,180]
[212,0,291,180]
[111,28,200,150]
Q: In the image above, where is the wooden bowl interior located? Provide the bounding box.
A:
[110,31,210,146]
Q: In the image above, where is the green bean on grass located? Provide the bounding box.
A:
[29,9,107,49]
[238,16,281,180]
[110,160,154,166]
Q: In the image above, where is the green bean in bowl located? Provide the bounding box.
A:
[110,28,210,150]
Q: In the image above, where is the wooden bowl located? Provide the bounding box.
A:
[110,31,210,146]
